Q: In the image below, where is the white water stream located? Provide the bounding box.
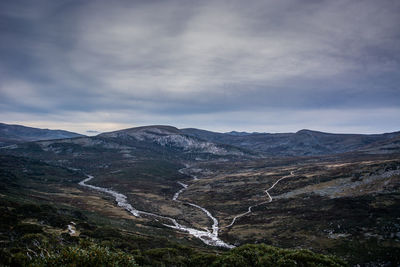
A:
[172,181,221,242]
[79,172,234,248]
[178,164,199,180]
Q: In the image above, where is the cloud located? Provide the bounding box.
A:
[0,0,399,133]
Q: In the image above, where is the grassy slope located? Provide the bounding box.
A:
[3,137,399,265]
[180,154,400,265]
[0,154,346,266]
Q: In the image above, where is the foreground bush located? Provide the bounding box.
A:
[27,242,345,267]
[210,244,346,267]
[31,243,138,267]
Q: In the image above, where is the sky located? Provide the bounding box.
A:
[0,0,399,135]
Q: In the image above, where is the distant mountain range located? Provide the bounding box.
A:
[1,122,399,265]
[1,122,399,156]
[181,128,400,156]
[0,122,84,147]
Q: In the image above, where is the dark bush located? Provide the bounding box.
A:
[143,247,186,266]
[13,223,43,235]
[32,243,138,267]
[212,244,346,267]
[91,227,122,239]
[16,204,42,216]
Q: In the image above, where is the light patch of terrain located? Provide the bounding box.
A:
[21,218,78,237]
[276,170,400,199]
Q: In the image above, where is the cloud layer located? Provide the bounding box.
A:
[1,0,399,134]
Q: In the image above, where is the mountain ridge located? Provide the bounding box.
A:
[0,123,399,265]
[0,122,84,147]
[181,127,400,156]
[2,123,400,157]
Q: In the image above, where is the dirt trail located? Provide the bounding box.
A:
[226,171,294,228]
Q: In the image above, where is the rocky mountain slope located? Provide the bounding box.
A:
[0,125,249,175]
[0,122,84,147]
[181,128,400,156]
[358,135,400,154]
[98,125,246,156]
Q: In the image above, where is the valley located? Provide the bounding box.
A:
[1,124,399,265]
[79,173,233,248]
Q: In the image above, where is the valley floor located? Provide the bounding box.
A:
[1,148,400,265]
[70,153,400,265]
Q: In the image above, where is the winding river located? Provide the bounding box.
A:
[79,173,234,248]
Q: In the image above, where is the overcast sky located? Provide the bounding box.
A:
[1,0,399,135]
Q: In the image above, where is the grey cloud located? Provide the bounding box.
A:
[0,0,399,133]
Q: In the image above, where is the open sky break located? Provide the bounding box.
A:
[1,0,399,135]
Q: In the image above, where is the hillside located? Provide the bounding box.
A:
[0,154,345,266]
[98,125,246,156]
[181,128,400,156]
[0,122,84,147]
[1,124,400,265]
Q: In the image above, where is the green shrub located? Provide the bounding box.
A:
[14,223,43,235]
[187,253,219,267]
[11,252,29,266]
[20,233,47,245]
[32,243,138,267]
[143,247,186,266]
[90,227,122,239]
[16,204,42,216]
[213,244,346,267]
[0,249,12,266]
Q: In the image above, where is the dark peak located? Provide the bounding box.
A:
[295,129,328,135]
[181,128,220,133]
[296,129,314,134]
[0,122,76,133]
[100,125,181,137]
[129,125,180,133]
[225,131,251,136]
[0,122,84,146]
